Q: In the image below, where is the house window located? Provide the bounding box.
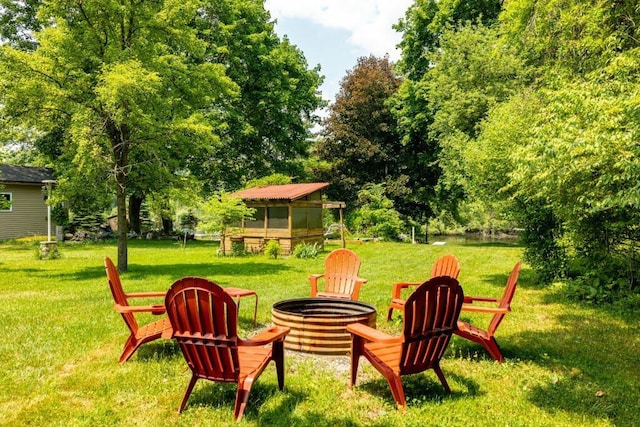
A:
[0,193,12,212]
[267,207,288,229]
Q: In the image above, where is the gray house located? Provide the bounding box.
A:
[0,165,56,241]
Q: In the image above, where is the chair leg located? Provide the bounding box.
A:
[386,307,393,321]
[385,372,407,411]
[273,341,285,390]
[433,364,451,394]
[234,377,255,421]
[119,334,139,363]
[484,337,504,363]
[179,373,199,413]
[251,293,258,326]
[350,335,364,387]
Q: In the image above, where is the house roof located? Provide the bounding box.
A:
[0,165,55,184]
[232,183,329,201]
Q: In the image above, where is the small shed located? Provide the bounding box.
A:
[227,183,341,255]
[0,165,56,241]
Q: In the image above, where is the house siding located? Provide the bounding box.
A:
[0,183,53,240]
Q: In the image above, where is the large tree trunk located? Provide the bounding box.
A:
[162,215,173,234]
[116,179,128,272]
[129,194,144,236]
[108,120,130,272]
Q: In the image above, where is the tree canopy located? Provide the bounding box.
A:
[0,0,322,271]
[395,0,640,298]
[315,55,404,211]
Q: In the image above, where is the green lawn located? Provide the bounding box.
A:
[1,238,638,426]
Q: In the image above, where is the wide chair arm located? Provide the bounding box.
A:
[390,281,422,299]
[347,322,401,344]
[240,326,290,346]
[461,305,510,314]
[125,291,167,298]
[114,303,166,315]
[463,295,500,304]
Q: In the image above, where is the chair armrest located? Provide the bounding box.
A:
[240,326,290,346]
[350,277,368,300]
[461,304,510,314]
[347,322,394,343]
[309,274,324,297]
[391,282,421,299]
[125,291,167,298]
[114,303,166,315]
[464,295,499,304]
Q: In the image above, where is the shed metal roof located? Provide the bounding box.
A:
[0,165,55,184]
[232,183,329,201]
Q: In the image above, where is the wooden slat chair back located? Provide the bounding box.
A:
[488,262,520,335]
[348,276,464,410]
[455,262,521,362]
[387,254,460,320]
[167,277,240,381]
[105,256,138,333]
[165,277,289,421]
[104,256,170,363]
[309,248,367,300]
[400,277,464,375]
[431,254,461,278]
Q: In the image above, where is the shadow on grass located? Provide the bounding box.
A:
[511,313,637,424]
[125,261,293,280]
[136,340,181,361]
[356,369,480,409]
[13,260,294,282]
[180,376,309,424]
[475,265,541,291]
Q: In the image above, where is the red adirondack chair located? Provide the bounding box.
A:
[104,256,171,363]
[164,277,289,421]
[455,262,521,362]
[387,254,460,320]
[309,248,367,300]
[348,276,464,410]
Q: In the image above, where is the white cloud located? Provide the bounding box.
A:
[265,0,413,61]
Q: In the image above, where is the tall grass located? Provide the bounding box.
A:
[0,238,637,426]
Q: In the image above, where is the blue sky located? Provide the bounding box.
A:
[265,1,413,106]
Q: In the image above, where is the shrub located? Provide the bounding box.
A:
[292,242,319,259]
[231,240,247,257]
[264,240,280,259]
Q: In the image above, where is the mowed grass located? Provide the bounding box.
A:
[0,238,638,426]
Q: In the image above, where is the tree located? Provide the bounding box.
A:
[245,173,292,189]
[198,193,255,256]
[186,0,324,192]
[315,55,404,211]
[391,0,504,223]
[350,184,403,241]
[0,0,42,50]
[457,0,640,295]
[0,0,236,271]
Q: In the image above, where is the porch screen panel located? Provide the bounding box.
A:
[267,207,288,229]
[292,207,307,229]
[245,207,265,228]
[308,207,322,228]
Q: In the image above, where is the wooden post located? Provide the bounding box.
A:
[322,201,347,248]
[340,206,345,248]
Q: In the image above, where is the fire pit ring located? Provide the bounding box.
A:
[272,298,376,355]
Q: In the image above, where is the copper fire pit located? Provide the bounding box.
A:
[272,298,376,355]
